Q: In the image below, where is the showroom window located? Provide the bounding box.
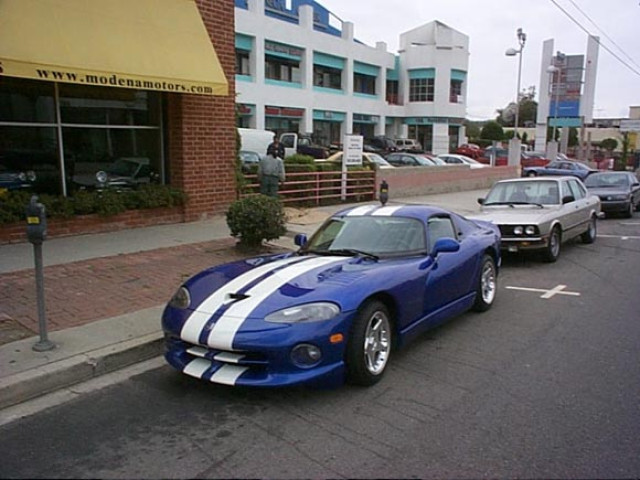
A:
[0,77,163,196]
[264,41,302,85]
[409,78,435,102]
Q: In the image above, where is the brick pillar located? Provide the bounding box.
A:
[167,0,237,221]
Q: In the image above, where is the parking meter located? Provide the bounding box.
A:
[26,195,47,244]
[25,195,55,351]
[379,180,389,206]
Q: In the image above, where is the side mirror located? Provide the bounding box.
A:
[294,233,308,247]
[477,198,485,205]
[431,237,460,256]
[562,195,575,204]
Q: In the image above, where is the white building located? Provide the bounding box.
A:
[234,0,469,154]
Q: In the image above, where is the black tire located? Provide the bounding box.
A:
[526,171,537,177]
[472,254,497,312]
[346,300,392,386]
[543,226,561,263]
[624,202,633,218]
[581,215,597,244]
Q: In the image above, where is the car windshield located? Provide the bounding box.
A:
[240,151,260,163]
[484,180,560,205]
[107,159,141,176]
[415,156,434,166]
[584,173,630,188]
[367,154,391,166]
[304,216,426,256]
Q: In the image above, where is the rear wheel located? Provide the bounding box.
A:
[526,171,537,177]
[543,226,561,262]
[581,215,597,244]
[346,300,392,386]
[472,255,497,312]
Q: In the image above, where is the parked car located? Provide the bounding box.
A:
[280,133,329,159]
[239,150,261,173]
[470,177,601,262]
[74,157,154,190]
[437,154,488,169]
[0,166,36,193]
[323,151,394,169]
[162,204,500,388]
[583,171,640,218]
[364,136,398,157]
[478,148,550,167]
[455,143,482,159]
[522,160,597,180]
[394,138,423,153]
[386,152,436,167]
[520,151,551,167]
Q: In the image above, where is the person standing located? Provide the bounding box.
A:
[258,145,285,197]
[266,135,285,160]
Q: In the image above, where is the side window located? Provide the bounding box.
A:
[561,181,574,202]
[427,216,456,252]
[568,179,586,200]
[280,135,294,148]
[403,155,413,165]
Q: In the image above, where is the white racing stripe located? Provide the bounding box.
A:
[371,206,402,216]
[183,358,210,379]
[210,365,249,385]
[346,205,377,216]
[180,256,303,344]
[207,256,345,350]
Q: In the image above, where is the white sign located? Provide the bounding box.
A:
[343,135,364,166]
[620,119,640,132]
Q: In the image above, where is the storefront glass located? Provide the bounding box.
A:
[0,78,163,196]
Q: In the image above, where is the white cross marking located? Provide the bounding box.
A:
[598,234,640,240]
[505,284,581,299]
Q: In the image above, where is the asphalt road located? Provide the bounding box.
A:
[2,215,640,479]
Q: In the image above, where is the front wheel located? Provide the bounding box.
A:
[526,171,537,177]
[581,215,597,244]
[543,226,561,262]
[472,254,497,312]
[346,300,392,386]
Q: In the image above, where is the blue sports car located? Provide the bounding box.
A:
[162,204,501,388]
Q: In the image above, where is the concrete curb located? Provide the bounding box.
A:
[0,332,164,410]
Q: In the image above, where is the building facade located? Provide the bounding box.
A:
[235,0,469,154]
[1,0,236,220]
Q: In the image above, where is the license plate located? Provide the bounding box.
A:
[508,245,519,252]
[0,187,8,196]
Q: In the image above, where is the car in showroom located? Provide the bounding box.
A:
[386,152,438,167]
[437,153,489,169]
[322,151,394,169]
[470,177,601,262]
[521,159,597,180]
[162,204,501,388]
[583,171,640,218]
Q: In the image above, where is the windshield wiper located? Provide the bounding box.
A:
[328,248,379,260]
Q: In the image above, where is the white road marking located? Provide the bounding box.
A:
[598,234,640,240]
[505,284,580,299]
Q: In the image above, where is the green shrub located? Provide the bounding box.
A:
[0,184,188,225]
[226,195,287,248]
[285,154,315,165]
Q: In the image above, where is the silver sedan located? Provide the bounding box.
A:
[469,176,601,262]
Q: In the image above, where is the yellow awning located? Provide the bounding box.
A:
[0,0,228,96]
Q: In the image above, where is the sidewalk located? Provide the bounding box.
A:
[0,189,487,413]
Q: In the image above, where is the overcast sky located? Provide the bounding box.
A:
[316,0,640,121]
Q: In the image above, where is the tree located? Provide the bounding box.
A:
[600,138,618,152]
[495,85,538,128]
[480,121,504,142]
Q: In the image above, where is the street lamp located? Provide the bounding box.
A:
[505,28,526,138]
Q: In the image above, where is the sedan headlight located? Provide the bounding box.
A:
[514,226,524,235]
[513,225,537,236]
[608,194,629,201]
[169,286,191,309]
[525,225,537,235]
[265,302,340,324]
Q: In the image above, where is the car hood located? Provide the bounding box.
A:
[469,205,560,225]
[182,252,416,317]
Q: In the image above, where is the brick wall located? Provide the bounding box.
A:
[167,0,237,222]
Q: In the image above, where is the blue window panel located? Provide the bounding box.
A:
[354,61,379,77]
[313,52,345,69]
[409,68,435,80]
[313,86,345,95]
[313,110,346,122]
[236,74,253,83]
[235,34,253,51]
[265,79,303,89]
[451,69,466,81]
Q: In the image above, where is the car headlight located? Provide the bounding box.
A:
[525,225,537,235]
[513,226,523,235]
[169,286,191,309]
[26,170,37,182]
[265,302,340,324]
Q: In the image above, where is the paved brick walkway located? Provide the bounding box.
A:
[0,238,289,344]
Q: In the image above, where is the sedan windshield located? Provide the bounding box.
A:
[485,180,559,205]
[304,216,426,256]
[584,173,630,188]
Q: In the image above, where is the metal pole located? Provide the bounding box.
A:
[32,241,54,352]
[514,49,522,139]
[552,70,560,142]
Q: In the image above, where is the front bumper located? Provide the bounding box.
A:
[599,200,631,214]
[499,235,549,253]
[162,311,353,388]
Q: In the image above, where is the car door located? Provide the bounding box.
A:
[540,161,562,176]
[420,215,477,326]
[563,179,591,237]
